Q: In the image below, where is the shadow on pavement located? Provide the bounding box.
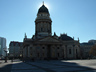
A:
[0,60,96,72]
[25,60,96,72]
[0,63,12,72]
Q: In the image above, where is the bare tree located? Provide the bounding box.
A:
[90,44,96,56]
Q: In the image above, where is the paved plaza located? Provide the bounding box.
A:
[0,59,96,72]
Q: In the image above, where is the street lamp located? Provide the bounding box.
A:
[3,48,7,63]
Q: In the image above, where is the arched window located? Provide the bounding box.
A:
[42,47,45,49]
[41,28,43,31]
[38,53,39,57]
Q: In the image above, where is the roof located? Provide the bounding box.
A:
[9,41,23,46]
[33,36,62,45]
[38,5,49,14]
[80,42,94,46]
[59,34,74,41]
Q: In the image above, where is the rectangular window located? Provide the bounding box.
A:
[43,53,44,57]
[42,47,45,49]
[69,49,71,54]
[58,53,59,57]
[76,49,77,54]
[57,47,59,49]
[38,53,39,57]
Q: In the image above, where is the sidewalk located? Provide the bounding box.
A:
[0,60,12,72]
[0,60,4,64]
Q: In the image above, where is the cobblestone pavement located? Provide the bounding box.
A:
[10,59,96,72]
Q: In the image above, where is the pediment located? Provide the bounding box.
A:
[38,37,60,42]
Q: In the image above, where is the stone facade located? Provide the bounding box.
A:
[9,41,23,58]
[23,4,80,60]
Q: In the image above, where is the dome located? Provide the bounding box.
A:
[38,5,49,14]
[59,34,74,41]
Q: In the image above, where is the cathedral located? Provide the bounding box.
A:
[23,3,80,60]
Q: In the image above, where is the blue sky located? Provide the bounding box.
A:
[0,0,96,48]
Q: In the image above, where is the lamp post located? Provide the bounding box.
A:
[3,48,7,63]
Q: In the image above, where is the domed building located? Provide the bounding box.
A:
[23,3,80,60]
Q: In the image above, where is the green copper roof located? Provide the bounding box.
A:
[38,5,49,14]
